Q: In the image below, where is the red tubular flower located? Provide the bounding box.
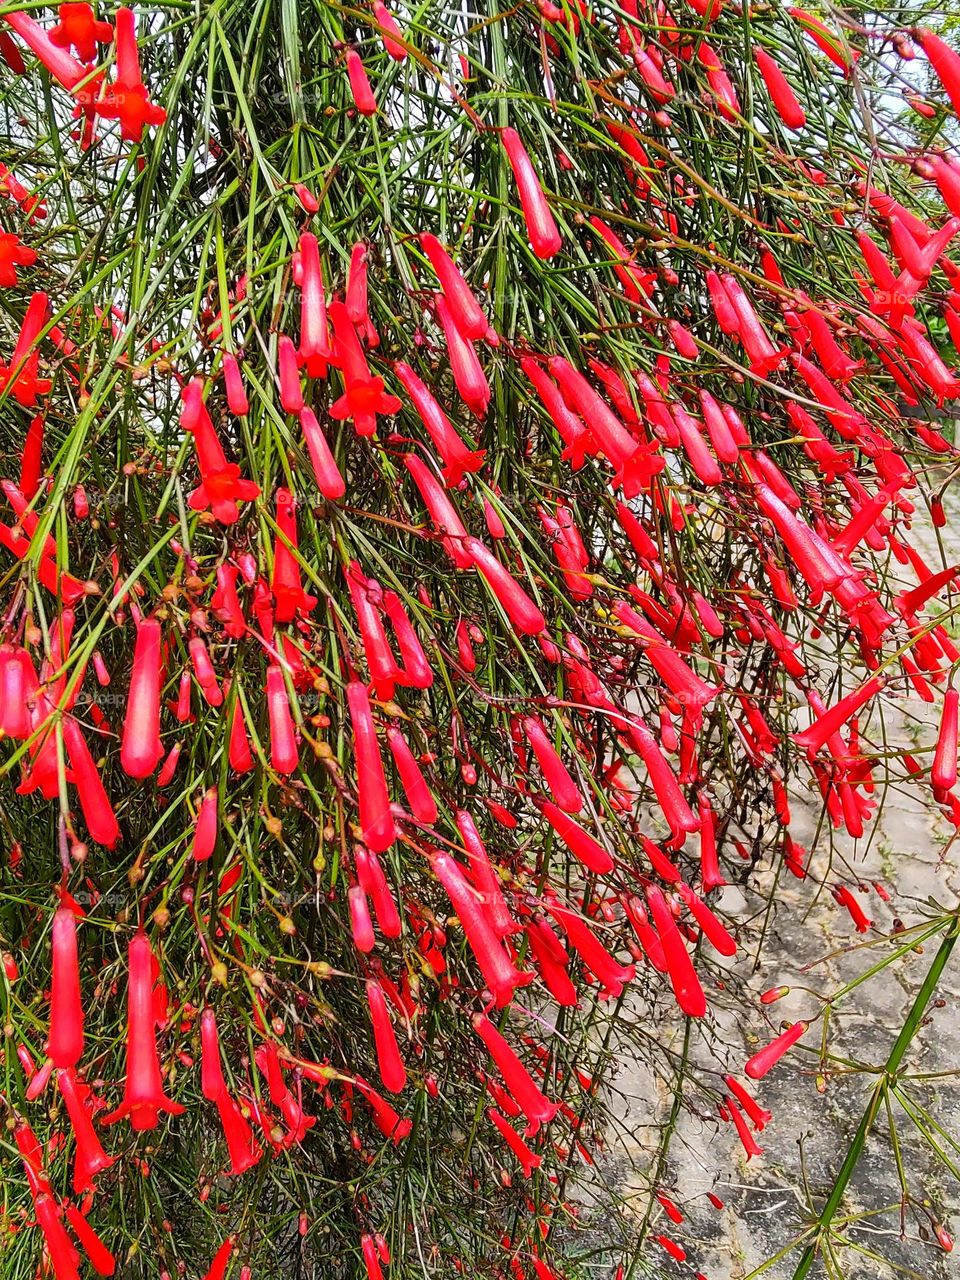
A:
[537,801,614,875]
[614,603,718,715]
[526,917,578,1006]
[34,1194,82,1280]
[120,617,163,778]
[744,1020,807,1079]
[104,931,185,1130]
[833,884,872,932]
[792,676,884,754]
[50,4,113,62]
[354,1075,412,1142]
[522,716,585,813]
[0,291,52,406]
[347,680,397,852]
[381,590,434,689]
[464,537,546,636]
[227,687,254,773]
[788,7,857,74]
[720,276,784,374]
[366,979,407,1093]
[645,885,707,1018]
[500,127,562,260]
[57,1068,115,1195]
[181,379,260,523]
[455,809,516,939]
[265,663,299,774]
[431,850,530,1006]
[420,233,488,339]
[487,1106,542,1177]
[346,47,377,114]
[192,787,219,862]
[720,1078,771,1141]
[211,564,246,638]
[547,900,635,1000]
[100,7,167,141]
[932,688,959,792]
[329,301,400,436]
[672,405,722,486]
[60,715,119,847]
[20,413,44,498]
[49,907,84,1068]
[203,1237,235,1280]
[373,0,407,59]
[189,635,222,707]
[521,356,593,468]
[386,727,437,824]
[214,1091,263,1176]
[548,356,653,496]
[403,454,472,567]
[0,231,36,288]
[200,1007,227,1101]
[472,1014,558,1128]
[297,232,332,375]
[346,561,402,699]
[221,352,249,415]
[754,481,842,595]
[278,334,304,412]
[64,1203,116,1277]
[299,407,346,500]
[753,47,806,129]
[1,10,86,89]
[677,882,736,957]
[623,716,699,839]
[588,216,653,303]
[725,1095,763,1160]
[362,1233,385,1280]
[346,242,379,347]
[433,293,490,420]
[272,488,317,622]
[915,28,960,115]
[394,361,485,483]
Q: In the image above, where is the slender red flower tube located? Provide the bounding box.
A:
[104,931,185,1130]
[346,242,379,347]
[677,882,736,957]
[366,979,407,1093]
[487,1106,542,1177]
[588,216,652,303]
[431,850,530,1006]
[624,717,699,839]
[833,884,872,933]
[120,617,164,778]
[500,127,562,260]
[0,291,52,406]
[226,685,253,773]
[346,562,402,700]
[203,1237,235,1280]
[64,1202,116,1277]
[181,379,260,523]
[724,1074,772,1130]
[526,918,577,1006]
[328,301,400,435]
[614,603,718,715]
[915,28,960,116]
[932,688,959,792]
[395,361,485,485]
[381,590,433,690]
[189,636,222,707]
[433,293,490,420]
[362,1233,385,1280]
[200,1006,227,1101]
[346,48,377,115]
[221,351,249,415]
[62,716,121,849]
[645,885,707,1018]
[34,1194,82,1280]
[472,1014,559,1128]
[299,407,345,500]
[420,233,488,339]
[57,1068,115,1195]
[521,356,593,468]
[547,900,635,1000]
[211,564,246,638]
[792,676,884,754]
[537,801,614,875]
[272,488,316,622]
[402,454,472,567]
[297,232,332,375]
[48,907,84,1068]
[522,716,585,813]
[354,1075,412,1143]
[192,787,219,862]
[215,1091,263,1176]
[1,10,86,89]
[726,1095,763,1160]
[455,809,516,939]
[373,0,407,59]
[788,7,857,73]
[753,47,806,129]
[465,537,546,636]
[386,727,437,824]
[347,680,397,853]
[266,663,299,774]
[744,1021,807,1079]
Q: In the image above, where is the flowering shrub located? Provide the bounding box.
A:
[0,2,958,1276]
